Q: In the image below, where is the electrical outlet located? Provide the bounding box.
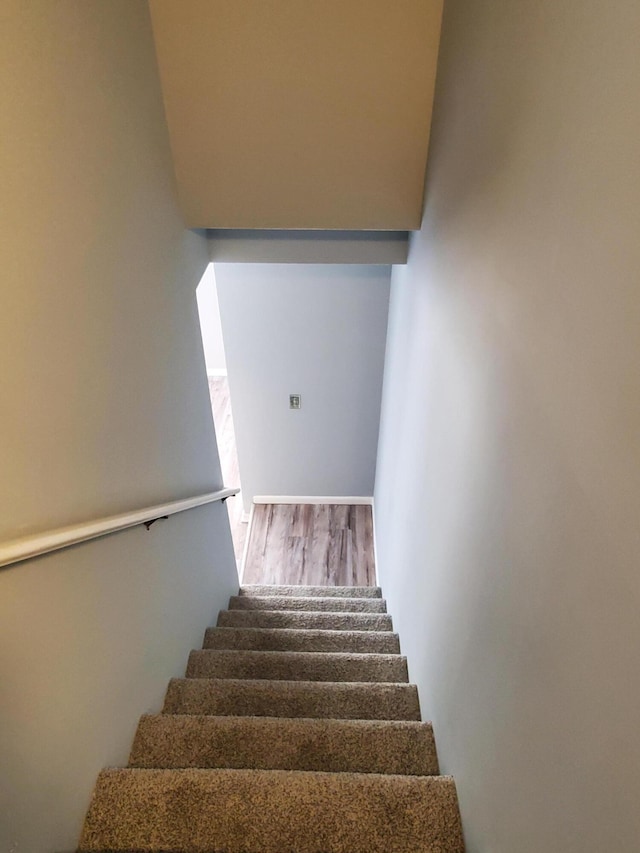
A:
[289,394,301,410]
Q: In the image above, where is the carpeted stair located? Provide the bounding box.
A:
[78,584,465,852]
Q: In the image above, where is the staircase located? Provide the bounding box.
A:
[78,585,465,852]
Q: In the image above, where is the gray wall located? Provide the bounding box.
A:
[374,1,640,851]
[0,4,238,850]
[215,264,390,509]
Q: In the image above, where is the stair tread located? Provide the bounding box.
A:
[229,594,387,613]
[217,608,393,631]
[186,648,409,683]
[163,677,421,720]
[129,714,438,775]
[79,767,464,853]
[203,626,400,654]
[240,584,382,598]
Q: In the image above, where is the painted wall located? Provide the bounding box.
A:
[0,3,238,850]
[215,264,390,509]
[196,265,227,373]
[0,508,237,853]
[374,1,640,851]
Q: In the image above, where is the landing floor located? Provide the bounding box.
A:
[242,503,375,587]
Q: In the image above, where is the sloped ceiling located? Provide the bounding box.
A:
[149,0,443,230]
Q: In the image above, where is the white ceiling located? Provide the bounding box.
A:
[149,0,443,230]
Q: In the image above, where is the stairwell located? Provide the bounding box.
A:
[78,585,465,852]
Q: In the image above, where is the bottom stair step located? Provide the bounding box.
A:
[79,767,464,853]
[163,678,421,720]
[129,714,439,775]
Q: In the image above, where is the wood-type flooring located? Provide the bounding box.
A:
[243,503,375,586]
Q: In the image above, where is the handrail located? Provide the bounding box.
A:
[0,487,240,569]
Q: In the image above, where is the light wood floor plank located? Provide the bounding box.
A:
[243,504,375,587]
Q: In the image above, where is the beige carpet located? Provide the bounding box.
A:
[77,584,465,852]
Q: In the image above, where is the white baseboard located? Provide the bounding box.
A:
[206,368,228,377]
[252,495,374,506]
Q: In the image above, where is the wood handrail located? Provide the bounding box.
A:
[0,487,240,569]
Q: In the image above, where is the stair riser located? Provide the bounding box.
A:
[240,585,382,598]
[186,649,408,683]
[229,595,387,613]
[217,609,393,632]
[163,678,421,721]
[203,627,400,654]
[79,769,464,853]
[130,715,439,775]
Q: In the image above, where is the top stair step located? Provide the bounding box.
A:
[240,585,382,599]
[229,595,387,613]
